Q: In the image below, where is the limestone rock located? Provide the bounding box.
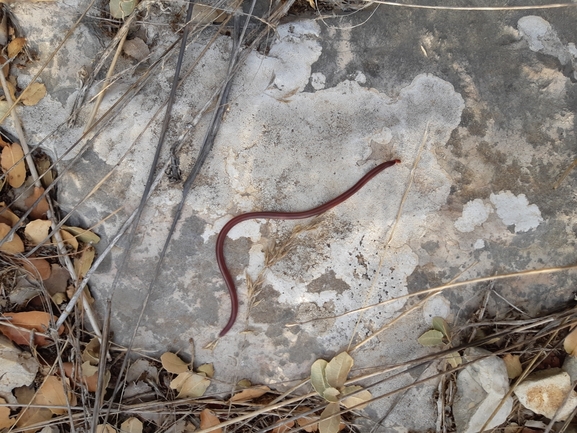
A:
[514,368,577,420]
[0,335,39,403]
[453,348,513,433]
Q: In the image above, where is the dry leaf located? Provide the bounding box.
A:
[564,327,577,355]
[24,219,51,245]
[0,222,24,254]
[7,37,25,58]
[311,359,330,397]
[199,409,222,433]
[74,246,95,280]
[15,406,52,431]
[340,386,372,410]
[24,186,50,219]
[82,337,100,364]
[503,354,523,379]
[62,225,100,244]
[272,419,294,433]
[318,403,341,433]
[123,37,149,61]
[0,311,64,346]
[161,352,190,374]
[0,397,15,429]
[191,4,227,24]
[170,372,210,398]
[196,363,214,378]
[0,56,9,78]
[96,424,116,433]
[21,257,51,280]
[121,417,143,433]
[34,376,71,415]
[35,154,54,188]
[0,203,20,227]
[20,82,46,106]
[44,264,70,295]
[230,385,270,402]
[52,292,67,305]
[325,352,353,389]
[1,142,26,188]
[62,362,104,393]
[297,414,319,432]
[4,80,16,103]
[58,229,78,252]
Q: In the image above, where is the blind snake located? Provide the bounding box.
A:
[215,159,401,337]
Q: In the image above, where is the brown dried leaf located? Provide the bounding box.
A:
[21,257,51,280]
[82,337,100,364]
[96,424,116,433]
[44,264,70,295]
[0,56,9,78]
[121,417,143,433]
[0,222,24,254]
[199,409,222,433]
[62,362,102,393]
[35,154,53,187]
[0,203,20,227]
[564,327,577,355]
[20,82,46,106]
[123,37,149,61]
[1,142,26,188]
[0,397,15,429]
[58,229,78,252]
[170,372,210,398]
[196,363,214,378]
[297,414,319,432]
[24,186,49,220]
[161,352,189,374]
[15,406,52,431]
[34,376,71,415]
[0,311,64,346]
[4,80,16,103]
[24,219,51,245]
[503,354,523,379]
[7,37,25,58]
[191,4,227,24]
[74,246,95,280]
[230,385,270,402]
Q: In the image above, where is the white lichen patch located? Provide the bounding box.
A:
[518,16,576,71]
[489,191,543,233]
[310,72,326,90]
[454,198,493,233]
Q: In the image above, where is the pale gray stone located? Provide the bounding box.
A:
[454,348,513,433]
